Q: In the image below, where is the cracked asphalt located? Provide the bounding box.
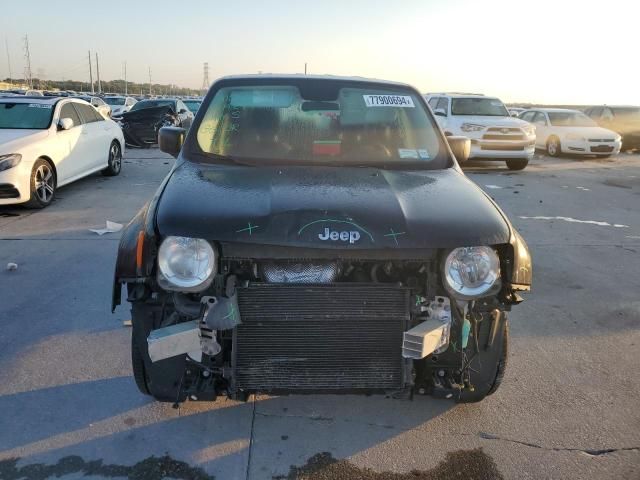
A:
[1,149,639,479]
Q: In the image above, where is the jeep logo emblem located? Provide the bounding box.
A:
[318,227,361,244]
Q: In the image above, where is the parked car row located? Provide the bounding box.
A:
[423,93,639,169]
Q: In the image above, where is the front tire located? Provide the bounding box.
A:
[506,159,528,170]
[547,136,561,157]
[101,141,122,176]
[25,158,56,209]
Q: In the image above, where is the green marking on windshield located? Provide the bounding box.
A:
[297,219,374,242]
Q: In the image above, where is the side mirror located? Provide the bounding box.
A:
[179,108,188,114]
[158,126,186,158]
[446,135,471,163]
[58,118,74,130]
[433,108,446,117]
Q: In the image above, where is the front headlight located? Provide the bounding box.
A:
[157,236,216,291]
[521,125,536,136]
[460,123,485,133]
[443,246,501,299]
[0,153,22,172]
[565,133,585,141]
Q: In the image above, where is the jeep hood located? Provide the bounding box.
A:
[155,161,511,249]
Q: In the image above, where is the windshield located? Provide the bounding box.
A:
[548,112,597,127]
[104,97,126,106]
[194,84,445,168]
[184,100,202,112]
[451,98,509,116]
[130,100,175,111]
[0,102,54,129]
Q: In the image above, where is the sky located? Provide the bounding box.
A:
[1,0,638,104]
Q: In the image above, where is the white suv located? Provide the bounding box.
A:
[425,93,536,170]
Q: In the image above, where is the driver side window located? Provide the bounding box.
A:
[436,97,449,115]
[59,103,82,129]
[532,112,547,126]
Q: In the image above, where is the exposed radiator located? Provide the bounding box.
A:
[234,284,410,392]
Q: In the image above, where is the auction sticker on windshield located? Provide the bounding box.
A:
[363,94,414,108]
[28,104,52,109]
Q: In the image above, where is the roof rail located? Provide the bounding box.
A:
[425,92,485,96]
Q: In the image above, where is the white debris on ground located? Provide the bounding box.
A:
[89,221,123,235]
[122,320,132,327]
[576,186,591,191]
[6,262,17,271]
[519,216,629,228]
[485,184,503,189]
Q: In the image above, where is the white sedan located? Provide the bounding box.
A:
[0,97,124,208]
[104,96,137,116]
[76,96,112,118]
[520,108,622,157]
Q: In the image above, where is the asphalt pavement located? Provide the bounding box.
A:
[0,149,639,479]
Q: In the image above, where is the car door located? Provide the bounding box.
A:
[75,102,111,170]
[53,101,90,181]
[532,112,549,147]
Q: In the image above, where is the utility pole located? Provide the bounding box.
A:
[23,35,33,89]
[304,62,307,75]
[88,51,94,93]
[5,37,12,85]
[148,67,152,95]
[95,52,101,93]
[123,61,127,95]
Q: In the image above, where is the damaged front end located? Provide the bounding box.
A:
[116,228,531,404]
[118,106,179,148]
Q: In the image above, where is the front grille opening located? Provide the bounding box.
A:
[224,259,433,287]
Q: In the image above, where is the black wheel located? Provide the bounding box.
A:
[25,158,56,209]
[101,141,122,176]
[506,159,528,170]
[131,329,151,395]
[546,136,561,157]
[457,316,509,403]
